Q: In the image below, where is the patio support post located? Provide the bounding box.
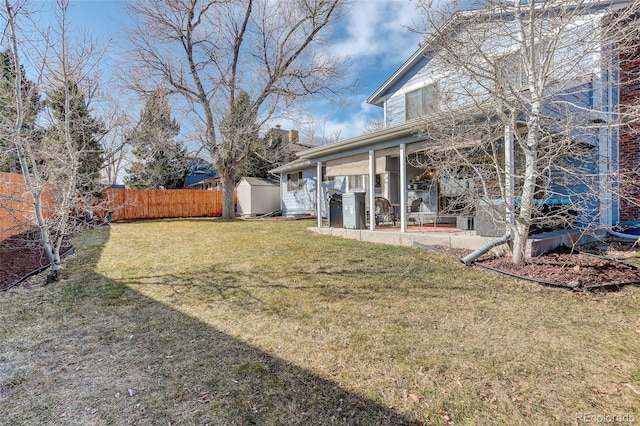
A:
[369,149,375,230]
[317,161,323,228]
[505,118,515,227]
[400,143,407,232]
[280,173,285,212]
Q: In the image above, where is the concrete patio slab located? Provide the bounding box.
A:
[308,226,592,258]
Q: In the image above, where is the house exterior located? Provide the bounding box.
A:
[270,159,325,217]
[272,1,640,240]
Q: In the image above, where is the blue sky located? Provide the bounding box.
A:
[44,0,424,143]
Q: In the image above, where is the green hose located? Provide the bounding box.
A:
[461,232,511,265]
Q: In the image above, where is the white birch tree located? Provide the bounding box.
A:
[411,0,640,264]
[1,0,111,280]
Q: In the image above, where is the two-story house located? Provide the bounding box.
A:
[272,0,640,250]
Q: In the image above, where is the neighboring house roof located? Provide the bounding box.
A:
[289,141,316,151]
[238,177,279,187]
[184,158,216,187]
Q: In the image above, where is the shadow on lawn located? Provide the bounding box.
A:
[1,226,420,425]
[110,264,418,315]
[100,289,419,424]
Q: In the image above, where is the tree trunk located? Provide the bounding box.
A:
[221,170,236,219]
[511,221,529,265]
[32,189,60,275]
[511,117,540,264]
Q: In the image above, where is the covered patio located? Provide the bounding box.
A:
[299,122,492,236]
[292,118,596,257]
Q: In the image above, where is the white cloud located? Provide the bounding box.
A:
[331,0,422,64]
[306,96,383,142]
[322,101,381,140]
[298,0,424,142]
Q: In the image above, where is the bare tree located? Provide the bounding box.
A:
[2,0,60,277]
[1,0,110,280]
[362,118,385,135]
[100,100,135,187]
[410,0,640,264]
[126,0,350,218]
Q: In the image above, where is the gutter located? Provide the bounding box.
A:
[297,122,418,160]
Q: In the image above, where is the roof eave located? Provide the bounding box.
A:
[270,159,313,174]
[366,45,430,106]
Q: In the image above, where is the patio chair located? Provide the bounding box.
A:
[374,197,395,226]
[417,202,435,230]
[410,198,423,212]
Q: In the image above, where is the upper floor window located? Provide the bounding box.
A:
[405,83,439,120]
[321,166,335,183]
[495,42,550,93]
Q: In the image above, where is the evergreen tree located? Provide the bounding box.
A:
[125,89,187,189]
[237,131,286,181]
[0,50,43,172]
[45,80,105,193]
[219,90,260,182]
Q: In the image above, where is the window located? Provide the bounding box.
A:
[287,171,303,192]
[347,175,365,191]
[496,52,526,91]
[405,83,439,120]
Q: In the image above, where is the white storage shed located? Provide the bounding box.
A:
[236,177,281,216]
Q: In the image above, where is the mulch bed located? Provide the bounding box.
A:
[434,243,640,290]
[0,232,71,290]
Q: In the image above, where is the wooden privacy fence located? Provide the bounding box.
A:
[104,188,226,221]
[1,172,228,240]
[0,172,54,241]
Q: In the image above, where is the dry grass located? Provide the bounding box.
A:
[1,219,639,425]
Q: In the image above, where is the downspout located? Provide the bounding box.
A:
[461,231,512,265]
[276,172,284,214]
